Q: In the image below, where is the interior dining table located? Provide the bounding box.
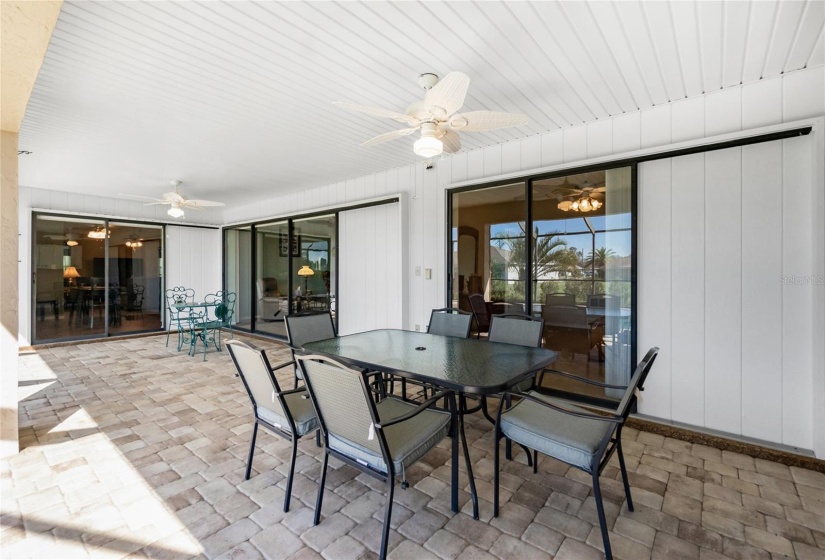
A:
[303,328,558,520]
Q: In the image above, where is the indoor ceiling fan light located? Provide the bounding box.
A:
[167,206,185,218]
[66,240,78,247]
[557,200,572,212]
[414,135,443,158]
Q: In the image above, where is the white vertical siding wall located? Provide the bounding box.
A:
[17,186,223,344]
[222,66,825,456]
[637,136,816,453]
[338,203,403,335]
[163,226,222,330]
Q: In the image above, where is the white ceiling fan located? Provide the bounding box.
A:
[119,181,225,218]
[334,72,528,158]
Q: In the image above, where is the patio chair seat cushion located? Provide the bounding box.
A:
[500,392,613,471]
[257,391,318,436]
[328,397,451,475]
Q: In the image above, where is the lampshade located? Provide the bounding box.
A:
[297,265,314,277]
[167,207,185,218]
[63,266,80,279]
[414,136,443,158]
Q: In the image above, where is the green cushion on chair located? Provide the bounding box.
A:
[500,392,613,472]
[328,397,450,475]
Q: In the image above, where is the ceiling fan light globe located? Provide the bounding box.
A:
[414,136,443,158]
[557,200,572,211]
[66,240,78,247]
[167,207,185,218]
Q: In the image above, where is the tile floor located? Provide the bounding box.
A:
[2,334,824,559]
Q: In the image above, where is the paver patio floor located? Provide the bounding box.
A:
[2,334,824,559]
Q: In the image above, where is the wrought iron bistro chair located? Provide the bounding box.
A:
[487,312,545,465]
[296,354,457,560]
[165,286,195,350]
[493,347,660,560]
[204,291,237,350]
[186,310,221,361]
[226,341,319,513]
[284,312,337,390]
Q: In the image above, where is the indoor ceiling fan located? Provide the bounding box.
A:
[550,179,606,213]
[44,233,80,246]
[333,72,528,158]
[119,181,225,218]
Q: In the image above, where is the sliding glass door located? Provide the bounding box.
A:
[449,165,635,405]
[32,214,164,343]
[224,213,338,339]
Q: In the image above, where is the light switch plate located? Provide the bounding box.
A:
[424,268,432,280]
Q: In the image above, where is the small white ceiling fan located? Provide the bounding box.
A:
[119,181,224,218]
[334,72,528,158]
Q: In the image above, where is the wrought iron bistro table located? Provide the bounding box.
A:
[303,329,558,519]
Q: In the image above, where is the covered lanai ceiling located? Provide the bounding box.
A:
[19,0,825,207]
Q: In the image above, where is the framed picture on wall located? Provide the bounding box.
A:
[279,230,301,257]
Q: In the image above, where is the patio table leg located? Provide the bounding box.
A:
[459,394,479,520]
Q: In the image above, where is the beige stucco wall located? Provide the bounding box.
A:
[1,0,63,457]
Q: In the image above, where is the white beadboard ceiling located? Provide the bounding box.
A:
[19,0,825,208]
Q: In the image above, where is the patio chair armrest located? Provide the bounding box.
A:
[270,358,297,372]
[278,386,306,397]
[500,391,623,424]
[541,368,630,390]
[376,390,455,429]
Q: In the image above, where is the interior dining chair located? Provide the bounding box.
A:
[467,293,491,338]
[226,341,319,513]
[296,354,457,560]
[492,347,660,560]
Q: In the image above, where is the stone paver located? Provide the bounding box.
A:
[2,334,823,560]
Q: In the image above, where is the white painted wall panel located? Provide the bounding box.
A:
[338,203,403,335]
[740,142,784,444]
[704,148,743,435]
[637,159,673,421]
[781,136,814,449]
[669,154,705,426]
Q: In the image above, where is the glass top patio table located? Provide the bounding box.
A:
[303,329,559,395]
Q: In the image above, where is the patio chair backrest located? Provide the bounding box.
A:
[166,286,195,309]
[543,305,589,329]
[285,312,336,348]
[588,293,619,310]
[428,308,472,338]
[545,293,576,306]
[616,347,659,421]
[488,313,544,348]
[226,341,288,420]
[206,291,236,324]
[297,355,381,456]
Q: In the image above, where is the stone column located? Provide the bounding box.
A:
[0,131,19,457]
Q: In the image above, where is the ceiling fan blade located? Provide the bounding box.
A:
[161,192,186,203]
[360,127,418,148]
[333,102,419,126]
[182,200,225,208]
[143,202,170,206]
[424,72,469,119]
[118,194,163,202]
[450,110,528,132]
[440,129,461,153]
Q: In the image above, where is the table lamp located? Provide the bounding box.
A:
[63,266,80,285]
[297,265,314,295]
